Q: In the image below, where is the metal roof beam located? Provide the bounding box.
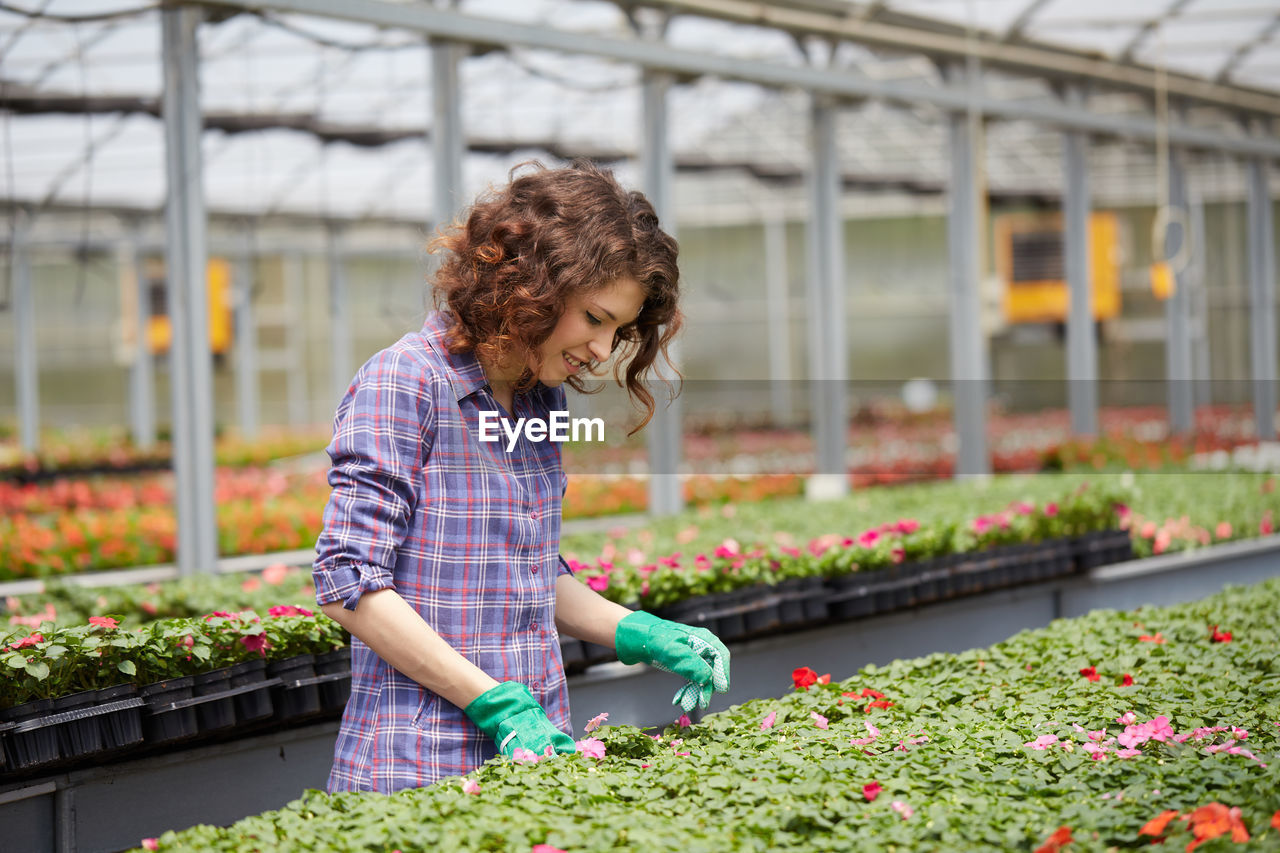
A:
[1118,0,1192,63]
[1215,11,1280,84]
[209,0,1280,156]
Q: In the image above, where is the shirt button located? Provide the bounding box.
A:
[531,510,539,521]
[530,620,539,631]
[531,565,539,574]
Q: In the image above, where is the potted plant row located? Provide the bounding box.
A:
[0,608,348,777]
[559,488,1132,673]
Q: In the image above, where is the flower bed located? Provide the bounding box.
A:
[128,576,1280,852]
[0,609,348,775]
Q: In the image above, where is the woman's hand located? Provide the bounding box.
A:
[463,681,576,758]
[614,611,731,711]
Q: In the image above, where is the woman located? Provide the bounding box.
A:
[312,161,731,794]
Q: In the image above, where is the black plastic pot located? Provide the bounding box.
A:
[314,647,352,714]
[1074,529,1134,571]
[268,655,321,722]
[95,684,144,750]
[826,572,882,621]
[192,668,236,733]
[559,635,587,675]
[51,689,105,759]
[229,659,274,723]
[655,593,720,633]
[0,698,59,770]
[140,676,198,745]
[742,595,783,637]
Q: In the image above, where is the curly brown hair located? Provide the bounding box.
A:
[430,160,681,432]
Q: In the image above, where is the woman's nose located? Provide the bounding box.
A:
[587,333,611,362]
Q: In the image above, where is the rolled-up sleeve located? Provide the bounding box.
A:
[313,347,436,610]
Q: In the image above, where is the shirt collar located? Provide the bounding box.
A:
[422,310,556,407]
[421,311,488,402]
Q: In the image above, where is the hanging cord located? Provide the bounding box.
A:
[1150,30,1191,277]
[73,19,94,307]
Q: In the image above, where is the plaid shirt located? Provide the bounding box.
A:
[313,311,573,794]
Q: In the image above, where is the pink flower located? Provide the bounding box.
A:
[891,800,914,821]
[461,778,481,794]
[584,712,608,733]
[241,576,261,592]
[141,840,159,851]
[8,633,42,650]
[239,634,271,656]
[586,575,609,592]
[850,720,880,746]
[88,616,119,629]
[857,529,880,548]
[1115,748,1142,759]
[1087,730,1106,742]
[1215,521,1232,540]
[1231,727,1249,740]
[512,747,541,764]
[204,611,235,621]
[760,711,776,731]
[714,539,740,558]
[532,846,567,853]
[1081,743,1107,760]
[575,737,606,760]
[1117,711,1137,726]
[677,714,692,728]
[1044,502,1059,517]
[267,605,314,618]
[262,563,290,585]
[811,712,829,730]
[862,781,882,802]
[896,519,920,535]
[1024,734,1060,750]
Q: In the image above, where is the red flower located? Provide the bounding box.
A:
[1271,810,1280,830]
[1186,803,1249,850]
[858,688,885,699]
[240,634,271,657]
[1138,632,1166,644]
[1209,625,1233,643]
[8,633,42,650]
[792,667,818,690]
[1034,826,1073,853]
[1121,674,1134,687]
[1079,666,1101,682]
[862,781,882,802]
[865,700,895,712]
[88,616,119,629]
[1139,810,1180,837]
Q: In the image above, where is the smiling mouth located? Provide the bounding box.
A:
[564,353,589,372]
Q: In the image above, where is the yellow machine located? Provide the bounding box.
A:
[142,258,234,355]
[995,212,1121,325]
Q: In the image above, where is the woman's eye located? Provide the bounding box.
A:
[586,312,602,326]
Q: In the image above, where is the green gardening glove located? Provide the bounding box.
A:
[614,611,731,713]
[462,681,576,759]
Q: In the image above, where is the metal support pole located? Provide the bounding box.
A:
[125,225,156,449]
[1062,87,1098,436]
[642,69,683,516]
[1165,148,1194,436]
[945,73,990,477]
[11,213,38,453]
[234,226,259,439]
[1246,156,1277,440]
[161,4,218,574]
[807,97,848,496]
[430,38,465,231]
[764,214,793,426]
[327,224,352,407]
[283,253,309,426]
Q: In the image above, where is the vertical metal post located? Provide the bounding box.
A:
[1247,156,1277,440]
[161,3,217,574]
[234,225,259,439]
[1165,148,1194,435]
[125,224,156,449]
[1062,87,1098,436]
[1189,192,1212,409]
[283,253,309,426]
[642,69,683,516]
[11,213,38,454]
[807,97,848,496]
[945,69,990,477]
[431,38,465,231]
[764,214,793,425]
[327,223,352,407]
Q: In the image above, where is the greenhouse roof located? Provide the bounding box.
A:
[1,0,1278,224]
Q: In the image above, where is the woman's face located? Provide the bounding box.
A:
[533,276,646,387]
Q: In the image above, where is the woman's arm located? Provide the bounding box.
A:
[321,589,499,710]
[554,573,633,647]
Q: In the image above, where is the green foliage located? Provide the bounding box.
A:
[134,578,1280,852]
